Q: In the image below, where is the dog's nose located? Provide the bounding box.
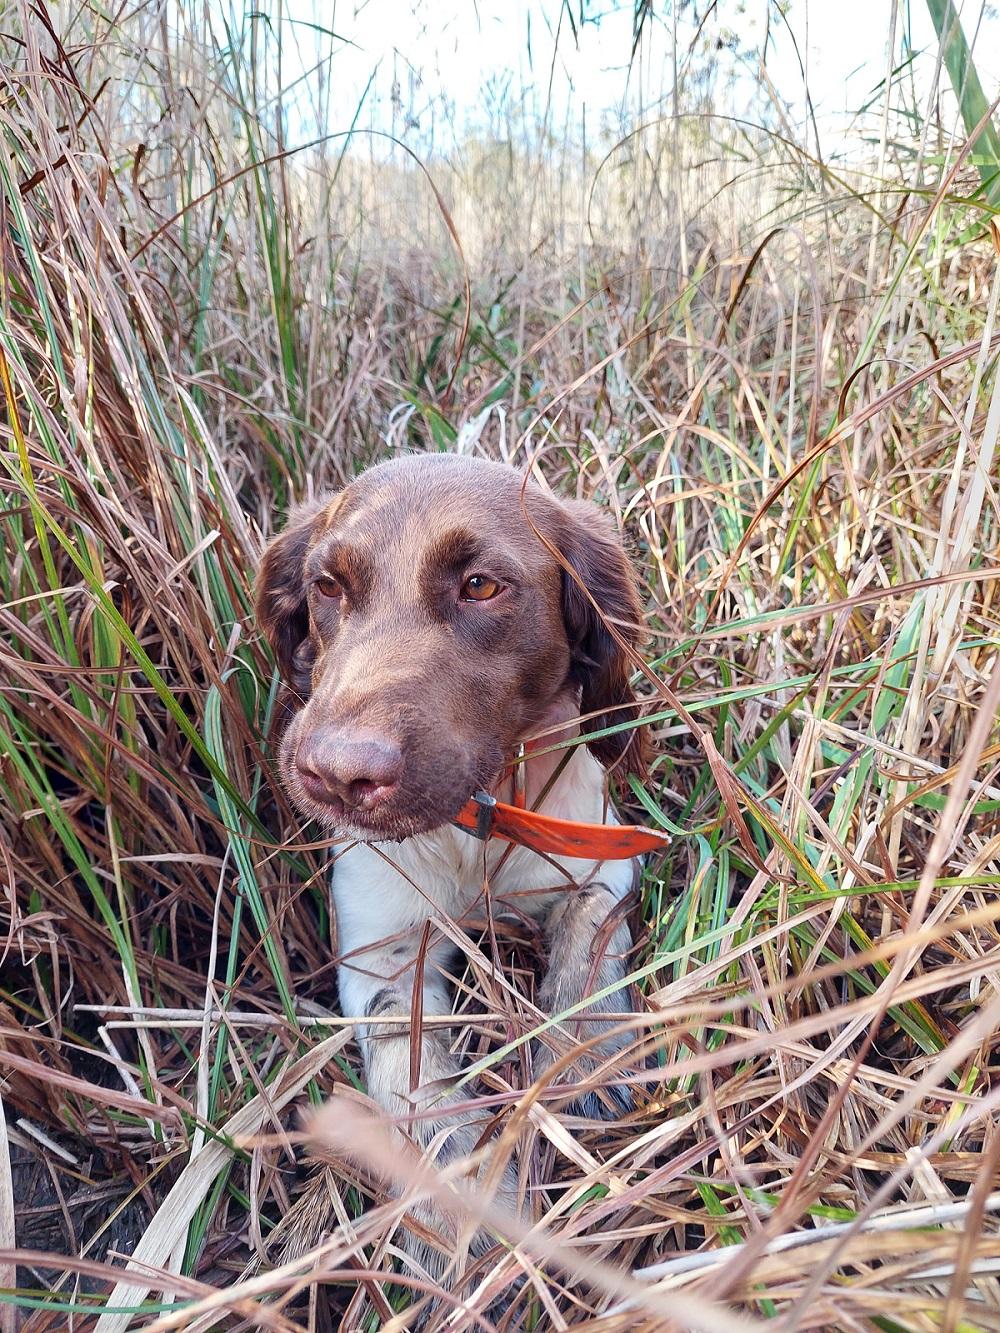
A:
[295,729,404,810]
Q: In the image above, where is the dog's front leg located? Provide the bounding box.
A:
[535,875,639,1118]
[334,871,519,1293]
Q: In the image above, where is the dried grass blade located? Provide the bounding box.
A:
[94,1029,352,1333]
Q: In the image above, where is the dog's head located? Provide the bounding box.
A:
[256,454,646,839]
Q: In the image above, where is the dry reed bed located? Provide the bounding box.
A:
[1,4,1000,1330]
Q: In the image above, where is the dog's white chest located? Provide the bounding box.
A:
[330,746,635,961]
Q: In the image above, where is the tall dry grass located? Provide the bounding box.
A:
[2,1,1000,1329]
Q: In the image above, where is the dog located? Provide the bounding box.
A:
[256,452,649,1296]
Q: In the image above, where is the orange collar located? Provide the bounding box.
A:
[453,790,670,861]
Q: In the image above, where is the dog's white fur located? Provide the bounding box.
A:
[331,717,637,1278]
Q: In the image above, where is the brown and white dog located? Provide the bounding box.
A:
[256,452,648,1285]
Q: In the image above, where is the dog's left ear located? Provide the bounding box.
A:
[557,499,649,782]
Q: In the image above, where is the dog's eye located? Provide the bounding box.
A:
[312,576,342,600]
[460,574,502,602]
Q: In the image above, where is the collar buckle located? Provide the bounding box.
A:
[466,790,497,840]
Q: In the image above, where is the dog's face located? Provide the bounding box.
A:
[256,454,645,839]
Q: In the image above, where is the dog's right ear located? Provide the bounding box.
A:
[255,498,326,696]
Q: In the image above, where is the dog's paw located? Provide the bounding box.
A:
[531,1039,636,1119]
[571,1076,634,1120]
[397,1157,523,1327]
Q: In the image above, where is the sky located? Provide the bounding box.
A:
[260,0,1000,161]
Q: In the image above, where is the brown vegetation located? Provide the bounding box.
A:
[2,2,1000,1329]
